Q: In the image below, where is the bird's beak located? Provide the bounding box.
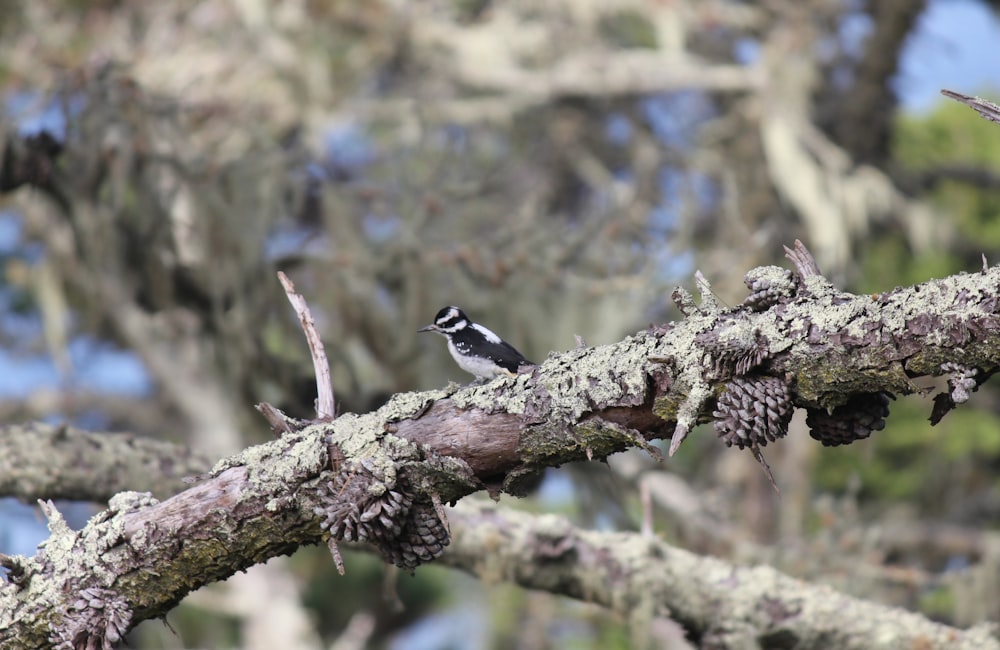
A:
[417,324,437,333]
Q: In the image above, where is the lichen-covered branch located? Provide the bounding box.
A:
[5,242,1000,645]
[442,500,1000,650]
[0,422,211,502]
[0,426,331,648]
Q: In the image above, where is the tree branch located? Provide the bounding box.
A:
[442,500,1000,650]
[277,271,336,420]
[0,422,210,502]
[942,89,1000,125]
[5,244,1000,645]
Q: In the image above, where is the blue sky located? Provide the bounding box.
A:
[899,0,1000,112]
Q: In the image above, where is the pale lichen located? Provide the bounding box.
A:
[377,387,451,422]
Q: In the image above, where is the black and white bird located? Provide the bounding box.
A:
[418,306,533,381]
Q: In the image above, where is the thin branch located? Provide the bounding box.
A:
[255,401,296,436]
[942,89,1000,124]
[278,271,336,420]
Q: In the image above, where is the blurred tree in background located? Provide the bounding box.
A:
[0,0,999,648]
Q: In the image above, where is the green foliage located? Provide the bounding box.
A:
[860,94,1000,290]
[936,406,1000,459]
[858,236,960,293]
[894,99,1000,169]
[893,95,1000,250]
[813,397,1000,509]
[829,95,1000,510]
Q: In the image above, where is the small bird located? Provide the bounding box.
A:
[418,306,533,381]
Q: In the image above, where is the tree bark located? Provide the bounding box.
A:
[442,500,1000,650]
[4,246,1000,647]
[0,422,209,502]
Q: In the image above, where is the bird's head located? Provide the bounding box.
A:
[418,305,469,335]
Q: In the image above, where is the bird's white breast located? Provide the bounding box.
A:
[447,339,503,379]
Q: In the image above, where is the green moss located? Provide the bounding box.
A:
[652,386,688,421]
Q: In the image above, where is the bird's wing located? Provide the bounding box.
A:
[453,324,534,374]
[488,341,533,373]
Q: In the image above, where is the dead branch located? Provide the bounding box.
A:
[278,271,336,420]
[943,89,1000,124]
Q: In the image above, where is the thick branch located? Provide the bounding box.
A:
[0,422,210,502]
[443,500,1000,650]
[5,250,1000,644]
[0,428,330,648]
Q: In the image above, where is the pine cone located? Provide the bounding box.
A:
[806,392,891,447]
[697,328,770,379]
[743,266,798,311]
[51,587,131,650]
[713,376,793,449]
[314,461,450,570]
[315,463,413,549]
[376,501,451,571]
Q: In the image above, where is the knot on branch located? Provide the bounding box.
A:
[535,531,577,560]
[314,459,450,571]
[805,392,892,447]
[50,586,131,650]
[713,375,793,450]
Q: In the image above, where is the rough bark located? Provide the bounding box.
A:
[0,422,211,502]
[442,500,1000,650]
[4,247,1000,646]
